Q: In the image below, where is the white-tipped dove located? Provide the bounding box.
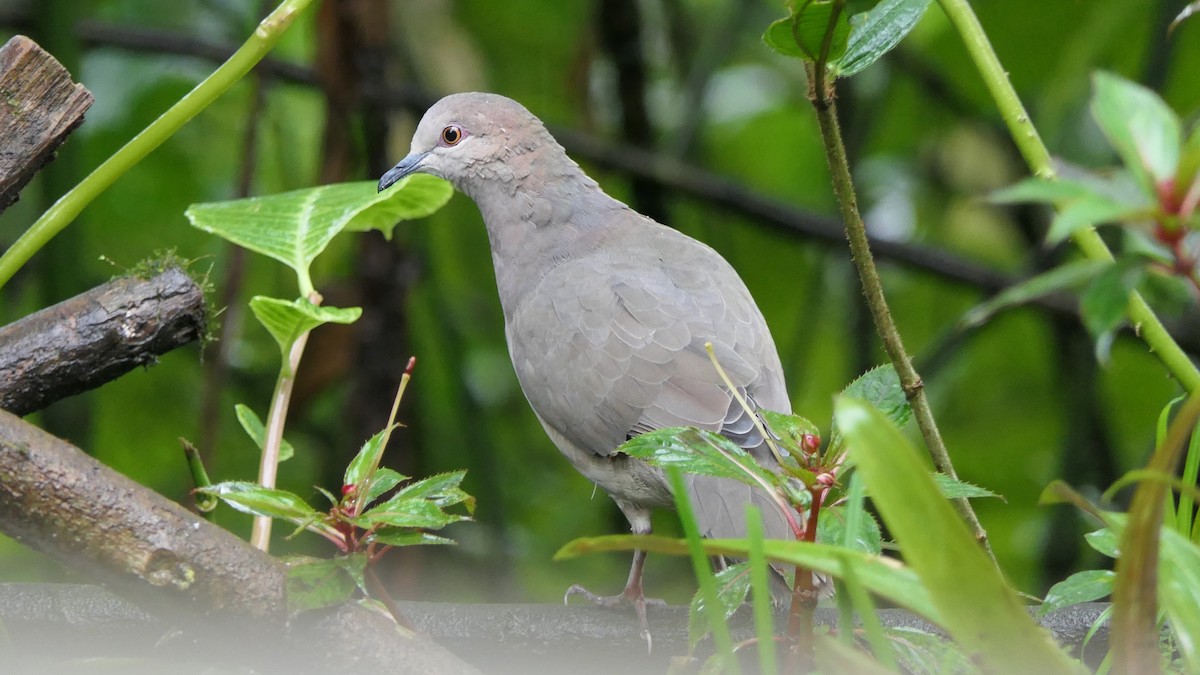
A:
[379,92,793,642]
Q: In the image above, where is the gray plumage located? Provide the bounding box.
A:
[379,93,793,634]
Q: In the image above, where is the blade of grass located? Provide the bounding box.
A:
[666,467,740,673]
[745,505,777,675]
[834,395,1077,673]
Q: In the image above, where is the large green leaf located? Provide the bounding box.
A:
[381,470,475,513]
[1091,71,1181,193]
[833,396,1077,673]
[248,297,361,357]
[343,425,398,491]
[833,0,932,77]
[829,364,909,457]
[186,176,452,294]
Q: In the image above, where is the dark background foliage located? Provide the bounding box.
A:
[0,0,1195,606]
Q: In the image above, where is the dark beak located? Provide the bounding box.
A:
[377,150,430,192]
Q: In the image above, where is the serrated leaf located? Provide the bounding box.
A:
[959,259,1109,329]
[186,177,452,294]
[344,425,399,491]
[357,497,469,530]
[830,364,909,456]
[884,627,975,675]
[688,562,753,649]
[234,403,295,462]
[931,473,1002,501]
[368,530,457,547]
[1039,569,1114,616]
[197,481,336,537]
[618,427,782,490]
[834,396,1076,672]
[818,503,883,555]
[284,554,368,612]
[362,468,407,507]
[249,297,361,356]
[833,0,931,77]
[761,410,820,455]
[382,470,475,514]
[1091,71,1182,193]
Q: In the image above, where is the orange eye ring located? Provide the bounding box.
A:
[440,125,464,146]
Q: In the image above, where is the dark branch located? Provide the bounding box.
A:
[0,411,478,673]
[0,35,94,214]
[0,266,207,416]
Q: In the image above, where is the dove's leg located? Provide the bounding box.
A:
[564,500,665,650]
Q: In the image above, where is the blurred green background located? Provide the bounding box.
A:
[0,0,1196,606]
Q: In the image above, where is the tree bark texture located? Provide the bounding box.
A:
[0,34,94,214]
[0,411,478,673]
[0,266,206,415]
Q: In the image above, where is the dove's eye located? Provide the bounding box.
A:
[440,125,465,146]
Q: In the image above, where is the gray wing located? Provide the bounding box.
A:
[507,225,792,541]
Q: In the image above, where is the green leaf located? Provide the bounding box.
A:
[1084,527,1120,558]
[362,468,407,507]
[344,425,398,491]
[833,0,932,77]
[833,396,1077,673]
[382,470,475,514]
[1091,71,1182,193]
[931,473,1003,501]
[358,496,469,530]
[989,177,1107,205]
[884,627,975,675]
[284,554,368,612]
[186,177,452,295]
[959,259,1110,329]
[1080,259,1145,354]
[233,403,295,462]
[763,16,806,58]
[817,503,883,555]
[829,364,909,456]
[368,530,456,547]
[761,410,820,455]
[341,175,454,237]
[1045,195,1141,244]
[688,562,752,649]
[762,2,851,63]
[556,533,942,624]
[248,297,361,356]
[1039,569,1115,616]
[197,481,336,538]
[618,426,783,490]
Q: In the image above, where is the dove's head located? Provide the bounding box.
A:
[378,92,557,196]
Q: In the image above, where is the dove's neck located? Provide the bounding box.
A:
[465,149,629,319]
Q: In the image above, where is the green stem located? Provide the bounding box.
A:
[937,0,1200,393]
[803,59,994,557]
[0,0,314,291]
[249,324,311,551]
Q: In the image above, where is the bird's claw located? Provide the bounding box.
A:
[564,584,666,652]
